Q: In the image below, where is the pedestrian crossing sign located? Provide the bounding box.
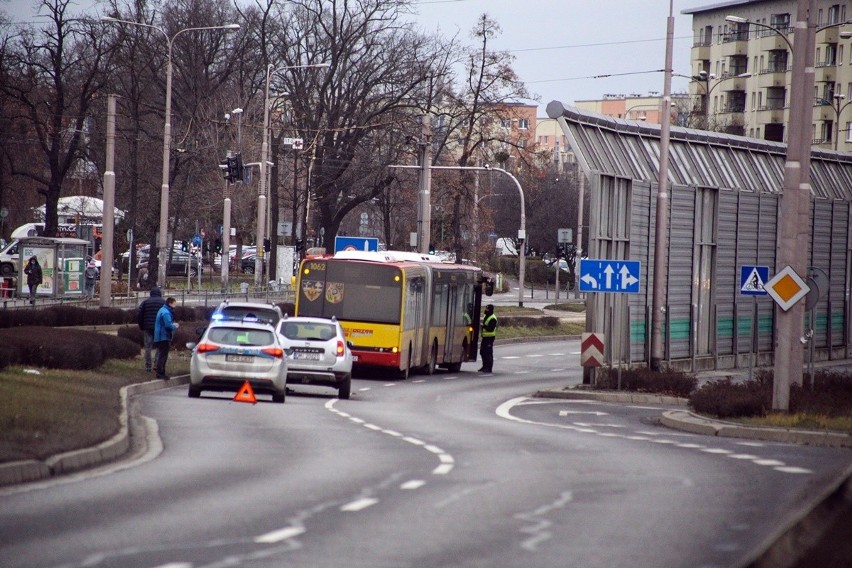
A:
[740,265,769,296]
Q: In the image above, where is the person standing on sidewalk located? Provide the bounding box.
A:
[83,261,98,298]
[24,256,42,303]
[479,304,498,373]
[136,287,165,372]
[153,296,178,380]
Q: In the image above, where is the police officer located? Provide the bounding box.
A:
[479,304,497,373]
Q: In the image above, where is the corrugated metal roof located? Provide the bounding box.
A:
[545,100,852,200]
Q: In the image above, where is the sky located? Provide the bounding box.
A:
[3,0,714,115]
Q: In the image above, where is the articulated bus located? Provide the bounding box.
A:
[295,250,491,378]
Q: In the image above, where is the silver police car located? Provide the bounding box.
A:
[188,318,288,403]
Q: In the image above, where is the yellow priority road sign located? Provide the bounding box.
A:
[765,266,810,311]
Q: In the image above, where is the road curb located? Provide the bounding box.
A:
[0,376,188,487]
[533,388,688,407]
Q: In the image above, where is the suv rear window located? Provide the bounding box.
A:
[280,322,337,341]
[208,327,275,346]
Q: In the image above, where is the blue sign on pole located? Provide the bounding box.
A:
[334,236,379,253]
[740,265,769,296]
[578,259,641,293]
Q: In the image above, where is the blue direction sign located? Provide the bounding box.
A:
[334,236,379,253]
[579,259,641,293]
[740,265,769,296]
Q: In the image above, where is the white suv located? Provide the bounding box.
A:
[276,316,354,399]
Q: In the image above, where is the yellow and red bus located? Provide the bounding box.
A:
[295,250,490,378]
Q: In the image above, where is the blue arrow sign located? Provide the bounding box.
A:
[334,236,378,253]
[579,259,641,293]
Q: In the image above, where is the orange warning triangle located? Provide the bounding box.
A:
[234,381,257,404]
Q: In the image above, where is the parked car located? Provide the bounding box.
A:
[240,254,268,275]
[211,299,284,327]
[276,316,354,399]
[136,249,202,279]
[187,318,288,403]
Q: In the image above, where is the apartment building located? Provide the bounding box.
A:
[573,94,693,127]
[683,0,852,150]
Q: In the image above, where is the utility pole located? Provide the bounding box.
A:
[100,94,116,307]
[773,0,816,410]
[417,115,432,254]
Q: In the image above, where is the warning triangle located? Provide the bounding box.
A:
[234,381,257,404]
[742,268,765,292]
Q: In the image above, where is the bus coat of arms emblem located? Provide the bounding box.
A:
[326,282,344,304]
[302,280,324,302]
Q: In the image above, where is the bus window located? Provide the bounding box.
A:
[298,262,403,324]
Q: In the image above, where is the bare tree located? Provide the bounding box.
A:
[0,0,114,237]
[266,0,452,248]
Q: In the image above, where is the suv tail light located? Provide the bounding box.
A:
[197,343,220,353]
[336,340,345,357]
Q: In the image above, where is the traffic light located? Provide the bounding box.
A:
[295,239,304,253]
[215,238,222,253]
[181,240,189,252]
[220,157,231,181]
[234,153,244,183]
[263,238,270,253]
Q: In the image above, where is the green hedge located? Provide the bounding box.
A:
[0,327,140,370]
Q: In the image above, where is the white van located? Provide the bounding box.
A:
[0,239,20,276]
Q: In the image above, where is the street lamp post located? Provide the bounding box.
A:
[101,17,239,288]
[831,94,852,150]
[258,62,330,287]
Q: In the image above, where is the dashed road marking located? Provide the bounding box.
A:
[401,480,426,490]
[254,526,306,544]
[341,498,379,512]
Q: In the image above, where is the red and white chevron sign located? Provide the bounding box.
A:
[581,332,604,367]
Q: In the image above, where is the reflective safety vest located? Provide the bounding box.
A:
[481,313,498,338]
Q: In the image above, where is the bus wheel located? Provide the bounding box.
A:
[445,361,462,373]
[424,342,437,375]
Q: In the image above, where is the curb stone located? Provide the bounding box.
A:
[0,376,189,487]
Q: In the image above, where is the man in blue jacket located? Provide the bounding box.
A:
[137,287,166,372]
[153,297,179,380]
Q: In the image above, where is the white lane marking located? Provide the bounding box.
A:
[255,526,306,544]
[358,387,371,392]
[502,356,521,359]
[627,405,666,410]
[401,480,426,490]
[559,410,609,416]
[443,376,459,380]
[153,564,193,568]
[573,422,625,429]
[753,459,785,467]
[326,400,455,478]
[514,371,531,375]
[527,354,545,358]
[341,498,379,512]
[496,398,815,476]
[549,368,569,372]
[413,379,426,383]
[775,466,813,474]
[383,383,396,387]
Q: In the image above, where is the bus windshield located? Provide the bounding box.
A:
[297,261,402,324]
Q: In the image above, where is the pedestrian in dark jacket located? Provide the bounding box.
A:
[84,261,98,298]
[137,287,166,372]
[23,256,42,304]
[153,297,178,380]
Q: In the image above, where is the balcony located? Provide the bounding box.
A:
[758,67,789,88]
[756,105,787,124]
[814,102,836,121]
[814,64,835,84]
[691,42,711,62]
[759,29,792,52]
[721,34,749,57]
[816,26,839,44]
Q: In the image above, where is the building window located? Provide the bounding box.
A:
[500,118,511,129]
[840,44,845,65]
[846,122,852,141]
[518,118,529,130]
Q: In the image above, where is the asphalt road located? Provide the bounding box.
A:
[0,339,849,568]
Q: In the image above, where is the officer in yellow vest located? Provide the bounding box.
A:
[479,304,497,373]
